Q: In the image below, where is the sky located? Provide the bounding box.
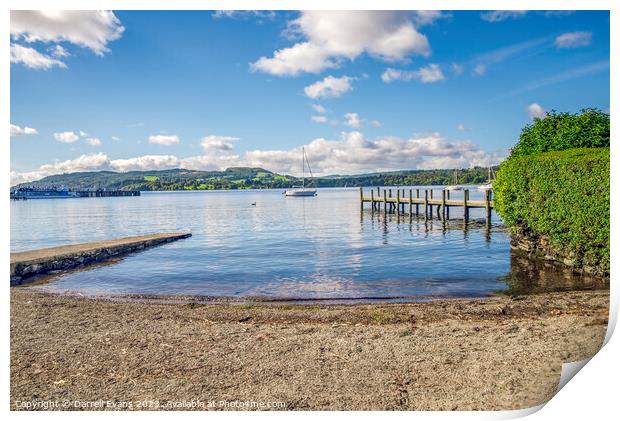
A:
[10,10,610,185]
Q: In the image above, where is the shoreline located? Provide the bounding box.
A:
[20,285,506,305]
[11,287,609,410]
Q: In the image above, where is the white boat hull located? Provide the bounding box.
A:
[445,186,463,191]
[285,189,317,197]
[477,184,493,191]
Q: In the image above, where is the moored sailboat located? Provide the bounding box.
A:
[285,147,317,197]
[445,169,463,191]
[478,167,495,191]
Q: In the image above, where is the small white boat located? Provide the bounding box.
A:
[285,186,317,197]
[477,167,495,191]
[285,147,317,197]
[445,169,462,191]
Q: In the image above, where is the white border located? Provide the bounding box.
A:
[3,1,617,419]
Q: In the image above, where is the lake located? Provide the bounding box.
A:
[10,188,602,302]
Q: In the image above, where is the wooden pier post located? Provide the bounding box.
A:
[370,190,375,212]
[383,189,387,213]
[441,189,446,220]
[409,189,413,214]
[396,189,400,214]
[463,189,470,223]
[416,189,420,216]
[446,190,450,220]
[359,187,363,211]
[424,190,429,219]
[485,190,492,225]
[429,189,433,218]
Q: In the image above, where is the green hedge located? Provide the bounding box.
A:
[510,108,609,158]
[494,148,610,273]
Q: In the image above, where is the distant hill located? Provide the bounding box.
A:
[12,166,495,191]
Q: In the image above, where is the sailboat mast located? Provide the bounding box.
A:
[302,147,305,188]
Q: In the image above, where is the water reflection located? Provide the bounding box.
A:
[500,250,609,296]
[11,188,608,301]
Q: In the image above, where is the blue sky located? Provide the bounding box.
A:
[10,10,610,184]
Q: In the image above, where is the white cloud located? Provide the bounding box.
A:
[250,11,431,76]
[48,44,69,58]
[148,134,180,146]
[541,11,576,17]
[79,130,88,137]
[10,44,66,69]
[369,120,383,128]
[473,64,487,76]
[111,136,121,142]
[242,131,502,175]
[180,154,241,171]
[200,135,240,151]
[311,115,328,123]
[213,10,276,20]
[451,63,464,75]
[411,11,448,26]
[471,37,550,78]
[304,75,354,99]
[251,42,335,76]
[111,155,180,172]
[11,153,111,185]
[344,113,362,128]
[11,11,124,56]
[527,103,546,120]
[312,104,327,113]
[481,10,576,22]
[503,60,609,97]
[10,153,183,185]
[11,131,503,185]
[457,123,473,132]
[53,131,80,143]
[86,137,102,146]
[408,64,444,82]
[480,11,528,22]
[555,31,592,49]
[10,124,38,137]
[381,64,445,83]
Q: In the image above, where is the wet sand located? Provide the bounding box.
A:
[11,288,609,411]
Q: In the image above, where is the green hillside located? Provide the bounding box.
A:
[13,166,495,191]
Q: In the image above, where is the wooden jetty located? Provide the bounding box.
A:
[10,189,140,200]
[10,232,191,285]
[73,190,140,198]
[359,187,494,224]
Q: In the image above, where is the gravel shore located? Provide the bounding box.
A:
[11,288,609,411]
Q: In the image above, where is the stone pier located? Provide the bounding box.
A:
[10,232,192,285]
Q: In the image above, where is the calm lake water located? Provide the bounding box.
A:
[10,188,603,302]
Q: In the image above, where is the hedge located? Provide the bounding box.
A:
[494,148,610,273]
[510,108,609,158]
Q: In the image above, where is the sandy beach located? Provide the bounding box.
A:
[10,288,609,411]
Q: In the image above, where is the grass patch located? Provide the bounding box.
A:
[369,309,399,325]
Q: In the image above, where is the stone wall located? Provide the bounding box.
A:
[510,232,607,277]
[10,233,191,285]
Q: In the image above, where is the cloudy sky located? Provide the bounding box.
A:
[10,10,610,185]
